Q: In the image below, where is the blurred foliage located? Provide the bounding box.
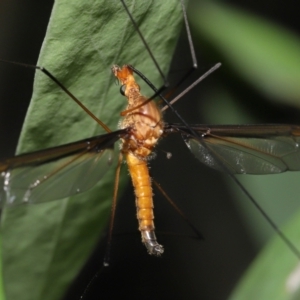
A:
[230,209,300,300]
[190,1,300,107]
[187,1,300,299]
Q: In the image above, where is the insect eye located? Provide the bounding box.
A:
[120,85,126,96]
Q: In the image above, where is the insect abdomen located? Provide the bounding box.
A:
[125,152,164,256]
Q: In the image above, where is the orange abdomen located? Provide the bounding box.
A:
[126,152,154,230]
[125,152,163,255]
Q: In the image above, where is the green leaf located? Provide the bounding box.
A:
[229,209,300,300]
[0,1,182,300]
[189,1,300,108]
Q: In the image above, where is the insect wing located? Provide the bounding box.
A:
[179,124,300,174]
[0,131,124,207]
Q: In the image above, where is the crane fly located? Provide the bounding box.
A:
[1,61,300,257]
[0,0,300,256]
[1,3,300,300]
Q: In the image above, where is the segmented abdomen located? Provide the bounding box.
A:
[125,152,164,256]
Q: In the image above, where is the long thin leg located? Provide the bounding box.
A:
[103,152,123,267]
[120,0,167,84]
[120,0,199,95]
[0,59,111,133]
[153,179,203,240]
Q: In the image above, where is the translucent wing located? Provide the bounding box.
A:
[168,124,300,174]
[0,130,126,207]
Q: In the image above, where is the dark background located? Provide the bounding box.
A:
[1,1,300,299]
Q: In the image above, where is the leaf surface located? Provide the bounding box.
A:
[1,1,182,299]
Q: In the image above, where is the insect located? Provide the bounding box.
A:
[0,0,300,300]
